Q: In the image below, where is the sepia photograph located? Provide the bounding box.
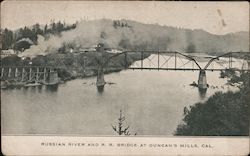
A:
[1,1,249,155]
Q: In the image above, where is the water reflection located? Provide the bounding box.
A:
[45,84,59,92]
[97,84,105,93]
[37,85,43,93]
[198,88,207,99]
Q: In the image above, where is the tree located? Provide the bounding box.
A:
[56,21,64,32]
[111,110,137,136]
[1,55,22,66]
[31,55,47,66]
[2,28,14,49]
[23,26,35,40]
[113,21,117,28]
[117,20,120,27]
[175,71,250,136]
[44,24,48,34]
[32,23,43,34]
[51,22,57,34]
[31,23,43,43]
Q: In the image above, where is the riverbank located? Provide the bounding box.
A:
[1,51,150,89]
[175,72,249,136]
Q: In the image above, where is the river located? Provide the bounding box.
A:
[1,55,244,136]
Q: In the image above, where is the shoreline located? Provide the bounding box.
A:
[0,68,123,90]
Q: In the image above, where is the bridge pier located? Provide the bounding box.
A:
[46,68,59,85]
[1,68,4,78]
[43,68,47,83]
[36,67,39,82]
[29,68,32,81]
[21,68,25,82]
[95,43,106,92]
[14,68,18,78]
[198,69,207,89]
[8,68,12,77]
[96,66,105,92]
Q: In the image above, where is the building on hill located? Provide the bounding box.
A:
[1,49,18,58]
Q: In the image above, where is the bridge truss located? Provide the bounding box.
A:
[0,66,58,84]
[1,51,249,90]
[103,51,250,72]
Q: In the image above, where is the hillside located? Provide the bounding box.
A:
[10,19,249,57]
[116,20,249,53]
[175,71,250,136]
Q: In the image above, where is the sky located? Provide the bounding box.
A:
[1,1,249,35]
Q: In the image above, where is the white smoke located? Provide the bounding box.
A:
[16,38,34,45]
[19,19,134,57]
[19,35,59,57]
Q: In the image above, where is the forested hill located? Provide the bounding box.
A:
[1,21,77,51]
[112,20,249,53]
[2,19,249,56]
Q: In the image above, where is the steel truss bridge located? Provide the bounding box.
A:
[101,51,250,71]
[92,50,250,91]
[1,50,249,90]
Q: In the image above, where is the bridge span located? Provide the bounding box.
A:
[0,66,59,86]
[1,46,249,91]
[94,48,250,91]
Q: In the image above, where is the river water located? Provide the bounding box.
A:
[1,55,244,136]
